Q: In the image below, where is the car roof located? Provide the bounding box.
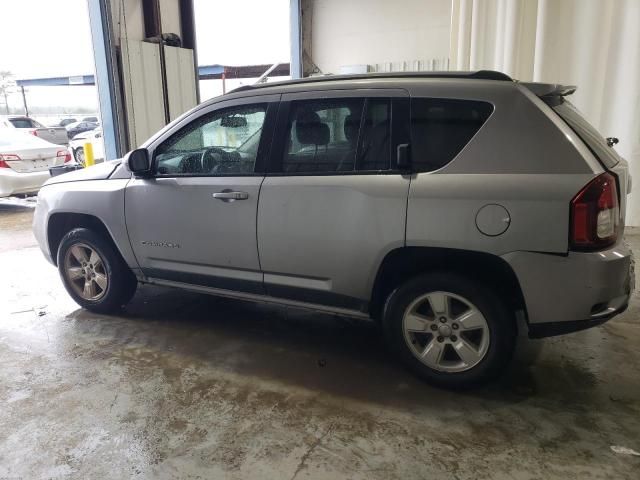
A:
[239,70,511,91]
[201,70,577,109]
[216,70,513,95]
[198,70,515,105]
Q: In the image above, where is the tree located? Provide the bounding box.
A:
[0,71,16,115]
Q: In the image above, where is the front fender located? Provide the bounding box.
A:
[34,179,138,269]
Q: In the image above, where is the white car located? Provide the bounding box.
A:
[0,115,69,145]
[0,129,70,197]
[69,128,105,166]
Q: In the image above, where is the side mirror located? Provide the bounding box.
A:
[126,148,151,176]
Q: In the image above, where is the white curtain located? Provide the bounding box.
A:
[450,0,640,226]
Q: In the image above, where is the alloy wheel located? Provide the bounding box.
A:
[402,291,490,372]
[63,243,108,301]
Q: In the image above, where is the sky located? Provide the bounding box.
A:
[193,0,289,66]
[0,0,289,113]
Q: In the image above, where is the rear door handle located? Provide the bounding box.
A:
[212,190,249,202]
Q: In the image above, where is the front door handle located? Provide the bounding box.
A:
[212,190,249,202]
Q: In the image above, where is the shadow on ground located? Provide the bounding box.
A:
[64,284,617,411]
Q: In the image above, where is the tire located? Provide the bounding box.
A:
[382,272,516,389]
[57,227,137,314]
[74,147,85,167]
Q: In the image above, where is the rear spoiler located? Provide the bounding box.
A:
[520,82,577,98]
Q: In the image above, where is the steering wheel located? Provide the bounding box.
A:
[200,147,228,172]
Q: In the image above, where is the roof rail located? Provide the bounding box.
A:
[230,70,512,93]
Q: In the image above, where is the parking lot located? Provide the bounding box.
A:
[0,197,638,479]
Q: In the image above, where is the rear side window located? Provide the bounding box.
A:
[279,97,395,174]
[282,98,365,173]
[411,98,493,172]
[553,101,619,169]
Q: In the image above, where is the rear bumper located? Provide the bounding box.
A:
[502,242,634,338]
[527,300,628,338]
[0,169,51,197]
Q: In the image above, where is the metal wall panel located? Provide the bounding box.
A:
[165,46,198,121]
[121,40,165,148]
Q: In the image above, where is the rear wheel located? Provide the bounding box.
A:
[57,228,137,313]
[74,147,85,167]
[382,272,516,389]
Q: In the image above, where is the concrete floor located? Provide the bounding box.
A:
[0,197,639,479]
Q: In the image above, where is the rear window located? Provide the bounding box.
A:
[9,118,36,128]
[553,101,619,169]
[411,98,493,172]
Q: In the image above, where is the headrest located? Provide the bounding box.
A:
[344,114,359,142]
[296,111,330,145]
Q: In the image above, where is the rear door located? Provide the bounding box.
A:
[257,89,410,313]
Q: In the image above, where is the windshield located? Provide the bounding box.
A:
[553,100,620,169]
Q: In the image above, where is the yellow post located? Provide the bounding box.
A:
[83,142,95,167]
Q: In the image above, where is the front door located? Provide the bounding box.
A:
[125,96,278,294]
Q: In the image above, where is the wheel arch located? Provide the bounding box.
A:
[47,212,121,267]
[370,247,527,322]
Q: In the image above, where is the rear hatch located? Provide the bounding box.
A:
[522,82,631,223]
[552,100,630,224]
[33,127,69,145]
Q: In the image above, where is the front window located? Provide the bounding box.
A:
[154,104,267,176]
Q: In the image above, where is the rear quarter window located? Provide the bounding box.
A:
[410,98,493,172]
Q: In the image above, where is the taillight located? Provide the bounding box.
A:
[570,172,619,250]
[57,150,72,163]
[0,153,20,168]
[30,129,38,136]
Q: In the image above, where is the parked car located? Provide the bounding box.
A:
[0,129,70,197]
[65,121,98,140]
[69,128,105,166]
[57,118,77,127]
[0,115,69,145]
[32,71,633,389]
[81,116,99,123]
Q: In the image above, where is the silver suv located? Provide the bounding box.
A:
[33,71,633,388]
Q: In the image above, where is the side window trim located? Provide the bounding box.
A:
[149,100,279,177]
[353,98,369,170]
[392,97,411,170]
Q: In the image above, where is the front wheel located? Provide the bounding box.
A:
[382,272,516,389]
[57,228,137,313]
